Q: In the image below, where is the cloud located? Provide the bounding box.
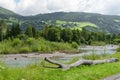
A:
[0,0,120,16]
[16,0,48,15]
[0,0,16,11]
[47,0,79,12]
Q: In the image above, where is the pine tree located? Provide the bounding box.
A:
[25,25,33,37]
[61,28,73,43]
[32,27,36,37]
[15,23,21,36]
[0,20,7,41]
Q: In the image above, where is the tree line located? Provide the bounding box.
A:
[42,25,118,45]
[0,20,40,41]
[0,19,120,45]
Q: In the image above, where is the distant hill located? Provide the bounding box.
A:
[0,7,16,15]
[33,12,120,34]
[0,7,22,18]
[0,7,120,34]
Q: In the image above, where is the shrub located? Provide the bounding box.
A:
[17,34,28,40]
[71,42,78,49]
[19,47,30,53]
[12,38,22,47]
[91,41,106,46]
[30,44,39,52]
[117,46,120,52]
[113,39,120,44]
[25,38,35,45]
[0,38,77,54]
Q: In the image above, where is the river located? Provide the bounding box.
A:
[0,45,118,67]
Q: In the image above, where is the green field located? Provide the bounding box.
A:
[114,19,120,22]
[56,20,98,30]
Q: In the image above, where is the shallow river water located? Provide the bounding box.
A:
[0,45,118,67]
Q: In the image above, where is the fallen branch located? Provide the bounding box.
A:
[44,57,119,70]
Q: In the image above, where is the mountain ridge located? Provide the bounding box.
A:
[0,7,120,34]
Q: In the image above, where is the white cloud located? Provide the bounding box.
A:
[0,0,16,11]
[47,0,79,12]
[0,0,120,16]
[16,0,48,15]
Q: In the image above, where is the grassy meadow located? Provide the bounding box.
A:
[56,20,98,30]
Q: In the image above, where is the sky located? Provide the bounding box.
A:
[0,0,120,16]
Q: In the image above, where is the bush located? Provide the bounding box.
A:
[0,38,77,54]
[117,46,120,52]
[19,47,30,53]
[17,34,28,40]
[26,38,35,45]
[91,41,106,46]
[12,38,22,47]
[71,42,78,49]
[113,39,120,44]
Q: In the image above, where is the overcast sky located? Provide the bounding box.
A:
[0,0,120,16]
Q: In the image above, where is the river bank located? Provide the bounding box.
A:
[0,45,120,80]
[0,44,118,58]
[0,45,118,67]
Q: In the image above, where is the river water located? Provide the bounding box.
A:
[0,45,118,67]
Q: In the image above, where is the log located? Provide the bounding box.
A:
[44,57,119,70]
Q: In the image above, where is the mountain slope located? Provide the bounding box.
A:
[0,7,120,34]
[28,12,120,34]
[0,7,23,19]
[0,7,16,15]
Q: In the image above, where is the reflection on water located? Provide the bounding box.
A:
[0,45,118,67]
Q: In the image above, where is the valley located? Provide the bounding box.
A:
[0,6,120,80]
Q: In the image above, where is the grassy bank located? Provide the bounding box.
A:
[0,38,78,54]
[0,52,120,80]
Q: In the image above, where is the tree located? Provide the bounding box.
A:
[0,20,7,41]
[25,25,33,37]
[10,23,21,38]
[15,23,21,36]
[44,57,118,70]
[44,26,49,39]
[10,24,15,37]
[47,27,61,41]
[72,29,81,44]
[32,27,37,37]
[81,28,90,42]
[61,28,73,43]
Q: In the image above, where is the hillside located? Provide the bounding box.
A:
[0,7,16,15]
[33,12,120,34]
[0,7,120,34]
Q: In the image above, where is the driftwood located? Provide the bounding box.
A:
[44,57,119,70]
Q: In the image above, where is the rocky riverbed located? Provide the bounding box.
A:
[0,45,118,67]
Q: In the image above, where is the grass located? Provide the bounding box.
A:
[0,52,120,80]
[56,20,98,30]
[82,53,111,60]
[114,19,120,22]
[91,41,106,46]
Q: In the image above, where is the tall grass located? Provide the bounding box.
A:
[91,41,106,46]
[0,38,77,54]
[82,53,111,60]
